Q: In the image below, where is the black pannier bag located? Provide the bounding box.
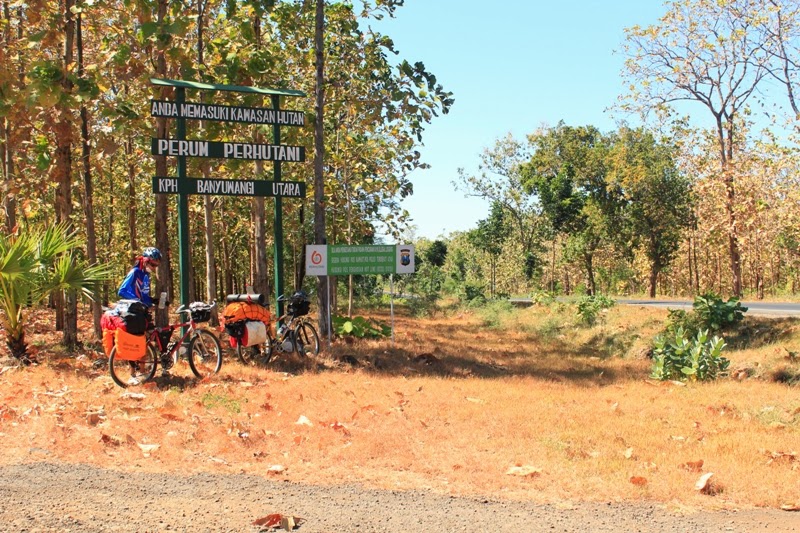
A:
[287,292,310,317]
[189,301,214,323]
[225,320,247,340]
[116,299,149,335]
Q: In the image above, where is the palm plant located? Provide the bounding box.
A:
[0,224,110,363]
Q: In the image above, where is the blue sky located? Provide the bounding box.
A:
[370,1,669,240]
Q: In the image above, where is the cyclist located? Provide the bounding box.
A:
[101,247,161,373]
[118,247,161,307]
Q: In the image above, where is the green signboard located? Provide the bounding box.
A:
[152,177,305,198]
[151,138,305,162]
[305,244,415,276]
[150,99,305,126]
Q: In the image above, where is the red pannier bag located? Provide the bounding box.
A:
[101,311,126,357]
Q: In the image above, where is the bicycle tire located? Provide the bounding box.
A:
[187,329,223,378]
[109,343,158,388]
[294,321,320,356]
[236,333,274,365]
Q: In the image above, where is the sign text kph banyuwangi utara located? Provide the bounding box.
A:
[151,139,305,162]
[152,177,305,198]
[150,100,304,126]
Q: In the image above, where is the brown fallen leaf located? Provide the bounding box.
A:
[781,504,800,512]
[253,513,282,527]
[680,459,704,472]
[99,434,123,446]
[630,476,648,486]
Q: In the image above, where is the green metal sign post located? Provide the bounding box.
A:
[150,78,305,315]
[272,94,285,318]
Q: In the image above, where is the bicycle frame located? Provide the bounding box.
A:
[149,316,196,355]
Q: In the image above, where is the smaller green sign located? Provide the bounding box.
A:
[152,176,305,197]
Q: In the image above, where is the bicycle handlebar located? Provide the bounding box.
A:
[174,300,216,316]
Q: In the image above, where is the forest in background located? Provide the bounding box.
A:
[3,0,800,352]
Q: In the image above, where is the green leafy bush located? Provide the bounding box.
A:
[663,294,747,339]
[650,327,730,382]
[530,290,555,305]
[692,293,747,332]
[332,315,391,339]
[575,294,616,326]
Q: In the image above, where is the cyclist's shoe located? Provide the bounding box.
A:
[129,361,146,377]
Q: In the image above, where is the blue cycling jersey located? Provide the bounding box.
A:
[117,265,153,307]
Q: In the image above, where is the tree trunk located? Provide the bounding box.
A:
[253,165,269,295]
[77,12,101,339]
[313,0,329,337]
[55,0,78,348]
[125,134,137,254]
[1,0,18,232]
[648,262,659,299]
[295,203,306,291]
[153,0,172,328]
[584,252,595,296]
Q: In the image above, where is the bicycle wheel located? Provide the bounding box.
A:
[109,343,158,388]
[236,334,274,365]
[294,321,320,356]
[187,329,223,378]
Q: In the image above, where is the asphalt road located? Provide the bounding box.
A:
[509,298,800,317]
[617,299,800,317]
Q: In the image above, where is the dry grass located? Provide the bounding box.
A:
[0,302,798,512]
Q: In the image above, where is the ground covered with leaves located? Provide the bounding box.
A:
[0,304,799,531]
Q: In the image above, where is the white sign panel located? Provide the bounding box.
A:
[395,244,415,274]
[305,245,328,276]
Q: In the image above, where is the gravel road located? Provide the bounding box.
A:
[0,462,798,532]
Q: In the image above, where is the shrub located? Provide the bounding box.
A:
[530,290,556,305]
[332,315,391,339]
[575,294,616,326]
[476,299,515,328]
[662,294,747,340]
[460,281,486,305]
[650,327,730,382]
[692,293,747,332]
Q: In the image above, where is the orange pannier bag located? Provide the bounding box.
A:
[114,329,147,361]
[102,329,115,357]
[222,302,271,325]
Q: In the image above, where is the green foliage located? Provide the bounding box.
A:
[201,393,242,414]
[530,290,555,305]
[650,328,730,382]
[575,294,615,326]
[424,240,448,267]
[692,293,747,332]
[475,299,515,328]
[0,224,111,362]
[332,315,390,339]
[663,308,702,338]
[663,294,748,339]
[460,281,486,306]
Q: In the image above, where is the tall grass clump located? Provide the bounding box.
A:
[475,299,515,328]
